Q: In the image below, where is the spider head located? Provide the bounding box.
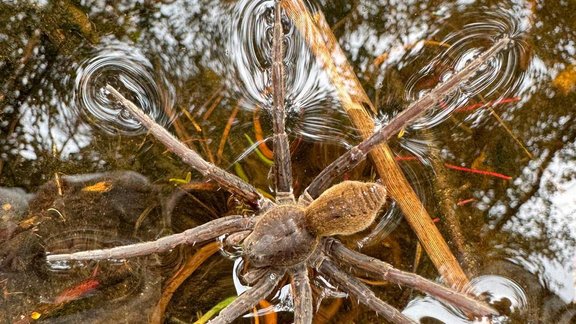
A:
[243,205,319,268]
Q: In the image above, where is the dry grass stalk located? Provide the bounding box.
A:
[282,0,469,289]
[151,242,221,324]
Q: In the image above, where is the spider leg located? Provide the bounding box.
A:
[318,259,417,324]
[326,239,498,317]
[223,229,251,247]
[243,267,269,285]
[209,269,285,324]
[46,215,252,262]
[106,85,265,207]
[271,1,294,203]
[290,264,313,324]
[301,36,514,200]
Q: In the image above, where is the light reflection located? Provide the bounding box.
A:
[403,273,528,323]
[0,0,575,322]
[224,0,353,146]
[494,139,576,302]
[405,8,533,131]
[73,39,175,135]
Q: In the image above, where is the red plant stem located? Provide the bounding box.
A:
[444,164,512,180]
[53,278,100,304]
[395,156,512,180]
[457,198,477,206]
[456,97,521,112]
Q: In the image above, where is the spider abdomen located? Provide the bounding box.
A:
[244,205,319,267]
[305,181,387,236]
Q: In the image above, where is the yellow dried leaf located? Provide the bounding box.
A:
[2,203,12,211]
[397,128,406,139]
[31,312,41,320]
[81,181,112,193]
[18,216,38,229]
[553,65,576,95]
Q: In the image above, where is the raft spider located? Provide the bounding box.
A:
[46,2,511,323]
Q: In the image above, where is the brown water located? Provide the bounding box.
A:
[0,0,575,323]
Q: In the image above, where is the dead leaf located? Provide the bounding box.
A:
[553,65,576,95]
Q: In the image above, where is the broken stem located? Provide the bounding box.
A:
[152,242,222,324]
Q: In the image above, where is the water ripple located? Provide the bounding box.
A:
[43,227,152,313]
[467,274,529,318]
[406,8,531,130]
[224,0,351,145]
[74,41,174,135]
[402,273,528,323]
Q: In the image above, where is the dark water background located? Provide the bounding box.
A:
[0,0,575,323]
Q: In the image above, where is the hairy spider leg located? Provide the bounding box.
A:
[46,215,251,262]
[318,259,416,324]
[326,239,497,316]
[290,264,313,324]
[208,269,285,324]
[105,85,265,207]
[301,36,513,201]
[271,1,295,203]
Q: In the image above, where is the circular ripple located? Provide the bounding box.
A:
[224,0,350,145]
[467,274,529,316]
[43,228,152,314]
[74,42,174,135]
[403,274,528,323]
[406,8,531,130]
[226,0,302,107]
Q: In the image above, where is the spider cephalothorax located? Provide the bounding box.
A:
[244,204,315,267]
[43,1,517,323]
[244,181,386,268]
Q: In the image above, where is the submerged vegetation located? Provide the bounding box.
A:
[1,0,575,323]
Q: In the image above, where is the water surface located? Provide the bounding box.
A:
[0,0,575,323]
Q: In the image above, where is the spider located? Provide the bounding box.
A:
[46,2,511,323]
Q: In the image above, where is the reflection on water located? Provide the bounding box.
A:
[468,274,528,318]
[0,0,575,323]
[45,228,136,271]
[0,171,162,322]
[405,8,533,131]
[74,41,175,135]
[225,0,354,146]
[403,260,572,323]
